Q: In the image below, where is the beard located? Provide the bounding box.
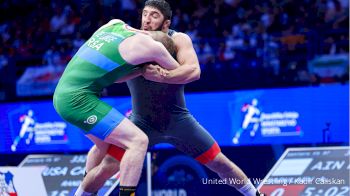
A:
[155,21,164,31]
[142,20,165,31]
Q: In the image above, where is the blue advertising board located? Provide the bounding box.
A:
[0,98,132,153]
[187,85,349,146]
[0,85,348,153]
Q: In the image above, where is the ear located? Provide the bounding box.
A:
[162,19,171,30]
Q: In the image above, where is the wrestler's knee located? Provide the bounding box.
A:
[129,131,149,151]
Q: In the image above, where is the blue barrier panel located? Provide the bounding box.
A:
[186,85,349,146]
[0,85,348,153]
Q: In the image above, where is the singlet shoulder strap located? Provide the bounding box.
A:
[168,29,177,37]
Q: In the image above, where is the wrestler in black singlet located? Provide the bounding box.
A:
[126,29,220,164]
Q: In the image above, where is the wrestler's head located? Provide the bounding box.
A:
[141,0,172,32]
[148,31,176,56]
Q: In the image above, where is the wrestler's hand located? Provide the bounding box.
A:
[142,64,169,83]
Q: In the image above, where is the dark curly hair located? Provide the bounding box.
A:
[144,0,172,20]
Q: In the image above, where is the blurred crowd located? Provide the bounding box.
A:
[0,0,348,100]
